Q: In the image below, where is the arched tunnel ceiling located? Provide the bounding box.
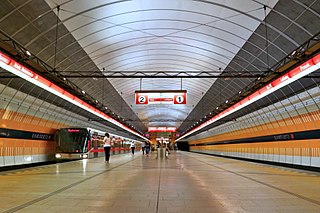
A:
[0,0,319,137]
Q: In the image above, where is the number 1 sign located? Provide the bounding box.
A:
[174,93,186,104]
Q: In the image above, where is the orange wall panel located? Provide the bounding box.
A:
[191,139,320,157]
[190,110,320,146]
[1,110,65,133]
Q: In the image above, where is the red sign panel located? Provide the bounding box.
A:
[135,90,187,105]
[148,127,177,132]
[135,94,148,104]
[174,93,187,104]
[0,53,11,65]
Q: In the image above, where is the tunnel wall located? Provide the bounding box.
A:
[187,86,320,168]
[0,84,116,167]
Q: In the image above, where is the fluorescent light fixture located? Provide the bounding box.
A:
[176,54,320,142]
[0,52,148,141]
[26,50,31,56]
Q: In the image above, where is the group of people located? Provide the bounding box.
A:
[103,133,176,162]
[130,141,153,157]
[156,140,172,155]
[102,133,152,162]
[141,141,152,157]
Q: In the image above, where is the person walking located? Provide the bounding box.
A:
[103,133,111,163]
[141,141,146,155]
[145,141,151,157]
[130,141,135,155]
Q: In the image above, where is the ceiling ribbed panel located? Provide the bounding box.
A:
[44,0,278,130]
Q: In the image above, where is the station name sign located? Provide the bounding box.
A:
[148,127,177,132]
[135,90,187,105]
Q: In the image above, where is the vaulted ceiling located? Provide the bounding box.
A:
[0,0,319,138]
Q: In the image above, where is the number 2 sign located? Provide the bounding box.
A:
[135,94,148,104]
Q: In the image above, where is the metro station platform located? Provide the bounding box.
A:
[1,151,320,213]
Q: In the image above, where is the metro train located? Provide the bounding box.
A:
[0,126,142,167]
[54,127,141,160]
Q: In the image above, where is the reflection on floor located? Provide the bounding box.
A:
[1,151,320,213]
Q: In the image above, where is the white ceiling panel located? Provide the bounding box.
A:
[44,0,279,129]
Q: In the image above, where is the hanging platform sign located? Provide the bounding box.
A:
[148,127,177,132]
[135,90,187,105]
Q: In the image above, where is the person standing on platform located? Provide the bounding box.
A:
[103,133,111,163]
[141,141,146,155]
[130,141,135,155]
[145,141,151,157]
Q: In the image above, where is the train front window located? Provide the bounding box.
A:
[57,128,89,153]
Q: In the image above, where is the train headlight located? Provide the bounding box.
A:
[82,154,88,159]
[55,153,62,158]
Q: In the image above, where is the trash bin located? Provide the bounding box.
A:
[94,151,98,158]
[157,148,165,159]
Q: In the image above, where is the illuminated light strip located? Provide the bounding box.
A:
[88,127,143,143]
[176,54,320,142]
[148,126,177,132]
[0,52,148,141]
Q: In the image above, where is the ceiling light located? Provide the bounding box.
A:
[239,91,242,94]
[81,90,85,94]
[62,77,66,81]
[92,77,98,81]
[226,100,229,103]
[25,50,31,56]
[216,107,219,110]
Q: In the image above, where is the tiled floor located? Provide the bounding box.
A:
[1,151,320,213]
